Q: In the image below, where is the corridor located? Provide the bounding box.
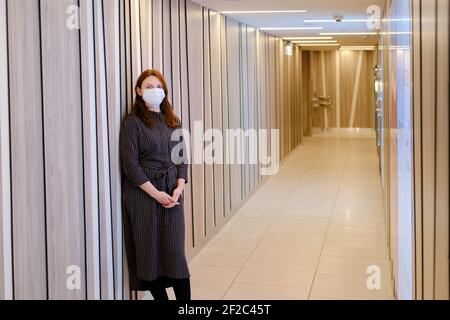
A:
[163,131,393,300]
[1,0,448,302]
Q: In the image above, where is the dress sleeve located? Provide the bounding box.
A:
[176,122,189,184]
[119,116,150,187]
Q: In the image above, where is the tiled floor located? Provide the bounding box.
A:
[171,130,394,300]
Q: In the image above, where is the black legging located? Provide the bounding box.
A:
[145,277,191,301]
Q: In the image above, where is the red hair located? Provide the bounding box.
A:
[131,69,181,128]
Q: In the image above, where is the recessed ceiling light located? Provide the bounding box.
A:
[305,18,411,23]
[220,10,307,14]
[283,37,334,40]
[320,32,377,35]
[292,40,338,43]
[305,19,369,23]
[261,27,323,30]
[298,43,340,46]
[340,46,375,50]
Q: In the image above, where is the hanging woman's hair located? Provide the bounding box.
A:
[132,69,181,129]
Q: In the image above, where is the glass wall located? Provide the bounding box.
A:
[380,0,414,299]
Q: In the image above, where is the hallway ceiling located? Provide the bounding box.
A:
[193,0,386,47]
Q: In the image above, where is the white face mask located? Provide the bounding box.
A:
[142,88,165,108]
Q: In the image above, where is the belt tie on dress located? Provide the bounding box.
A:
[141,162,177,227]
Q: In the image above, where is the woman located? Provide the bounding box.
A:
[120,69,191,300]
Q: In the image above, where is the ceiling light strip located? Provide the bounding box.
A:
[262,27,323,30]
[283,37,334,40]
[220,10,307,14]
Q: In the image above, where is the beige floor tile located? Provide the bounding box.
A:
[235,263,315,289]
[223,283,309,300]
[310,274,394,300]
[266,217,329,235]
[190,247,252,267]
[248,243,321,267]
[326,227,388,242]
[257,233,325,250]
[316,255,392,279]
[322,239,389,259]
[277,209,331,222]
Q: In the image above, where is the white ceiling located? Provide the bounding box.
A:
[192,0,386,46]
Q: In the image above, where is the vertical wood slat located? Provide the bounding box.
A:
[420,0,437,299]
[226,18,242,211]
[162,0,173,101]
[170,0,181,117]
[103,0,124,300]
[40,0,86,300]
[433,0,449,299]
[79,0,101,300]
[220,15,231,217]
[140,0,152,70]
[119,0,132,300]
[209,10,225,225]
[130,0,142,101]
[240,26,249,198]
[7,0,47,299]
[246,27,257,191]
[203,8,215,233]
[0,0,13,301]
[152,0,163,71]
[186,0,205,247]
[93,0,115,300]
[178,0,194,258]
[123,0,133,113]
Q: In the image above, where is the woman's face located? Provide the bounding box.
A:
[137,75,164,97]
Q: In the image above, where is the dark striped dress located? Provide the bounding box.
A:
[119,111,190,291]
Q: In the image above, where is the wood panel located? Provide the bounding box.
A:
[220,14,231,217]
[93,0,115,300]
[186,0,206,247]
[209,10,225,226]
[40,0,86,299]
[0,0,12,301]
[152,0,163,71]
[170,0,181,116]
[80,0,101,300]
[162,0,172,100]
[140,0,152,70]
[178,0,194,258]
[7,0,47,299]
[308,49,376,129]
[246,27,257,191]
[225,18,242,211]
[434,0,449,299]
[203,7,215,234]
[103,0,124,300]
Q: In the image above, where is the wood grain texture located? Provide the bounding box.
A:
[0,0,12,301]
[40,0,86,300]
[309,50,376,129]
[103,0,124,300]
[209,10,225,226]
[203,7,215,234]
[7,0,47,299]
[186,0,206,247]
[225,17,242,212]
[80,0,101,300]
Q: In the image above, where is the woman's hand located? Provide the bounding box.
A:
[153,191,178,208]
[161,187,183,209]
[172,186,184,203]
